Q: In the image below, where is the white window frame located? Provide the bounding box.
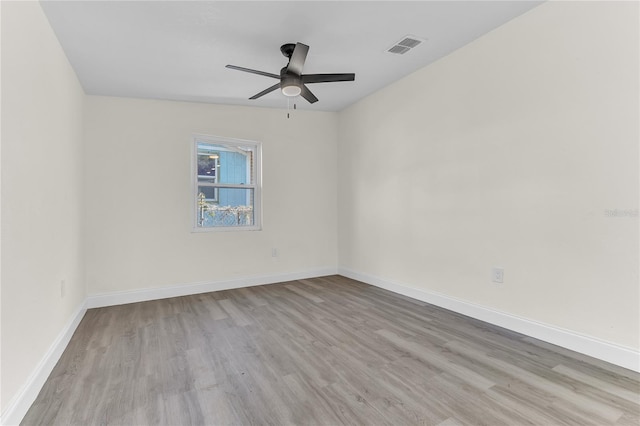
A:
[191,134,262,232]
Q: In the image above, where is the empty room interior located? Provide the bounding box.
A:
[1,1,639,425]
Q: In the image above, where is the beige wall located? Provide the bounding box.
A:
[1,1,86,412]
[83,97,338,295]
[338,0,639,349]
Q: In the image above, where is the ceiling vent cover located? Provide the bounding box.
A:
[398,37,422,48]
[388,45,410,55]
[386,35,426,55]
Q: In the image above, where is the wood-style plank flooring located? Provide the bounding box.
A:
[22,275,640,425]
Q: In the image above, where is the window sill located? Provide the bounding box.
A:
[191,225,262,233]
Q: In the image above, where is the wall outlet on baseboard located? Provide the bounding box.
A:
[271,248,278,258]
[492,267,504,283]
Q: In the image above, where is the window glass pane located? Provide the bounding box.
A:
[197,143,254,185]
[199,186,218,202]
[197,146,219,183]
[197,187,254,228]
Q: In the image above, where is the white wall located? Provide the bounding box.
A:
[84,97,337,295]
[1,1,86,414]
[338,1,639,350]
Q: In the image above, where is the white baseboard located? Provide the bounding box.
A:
[339,267,640,373]
[0,302,87,426]
[86,267,338,309]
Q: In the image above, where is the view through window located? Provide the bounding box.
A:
[193,135,261,230]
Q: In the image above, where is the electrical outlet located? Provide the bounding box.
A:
[271,248,278,258]
[60,280,66,297]
[492,267,504,283]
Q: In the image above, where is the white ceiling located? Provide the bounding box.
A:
[40,1,543,112]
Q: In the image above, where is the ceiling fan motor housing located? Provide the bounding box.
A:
[280,67,296,78]
[281,71,301,97]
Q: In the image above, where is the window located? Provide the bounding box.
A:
[192,135,261,231]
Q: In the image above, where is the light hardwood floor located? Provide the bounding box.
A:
[22,275,640,425]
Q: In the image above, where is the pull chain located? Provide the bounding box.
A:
[286,98,297,119]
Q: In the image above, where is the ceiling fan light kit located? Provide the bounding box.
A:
[226,42,355,105]
[281,84,301,97]
[281,77,301,97]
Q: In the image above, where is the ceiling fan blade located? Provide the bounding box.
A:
[300,84,318,104]
[249,83,281,100]
[287,43,309,75]
[226,65,280,79]
[302,73,355,84]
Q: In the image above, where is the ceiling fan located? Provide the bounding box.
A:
[226,42,355,104]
